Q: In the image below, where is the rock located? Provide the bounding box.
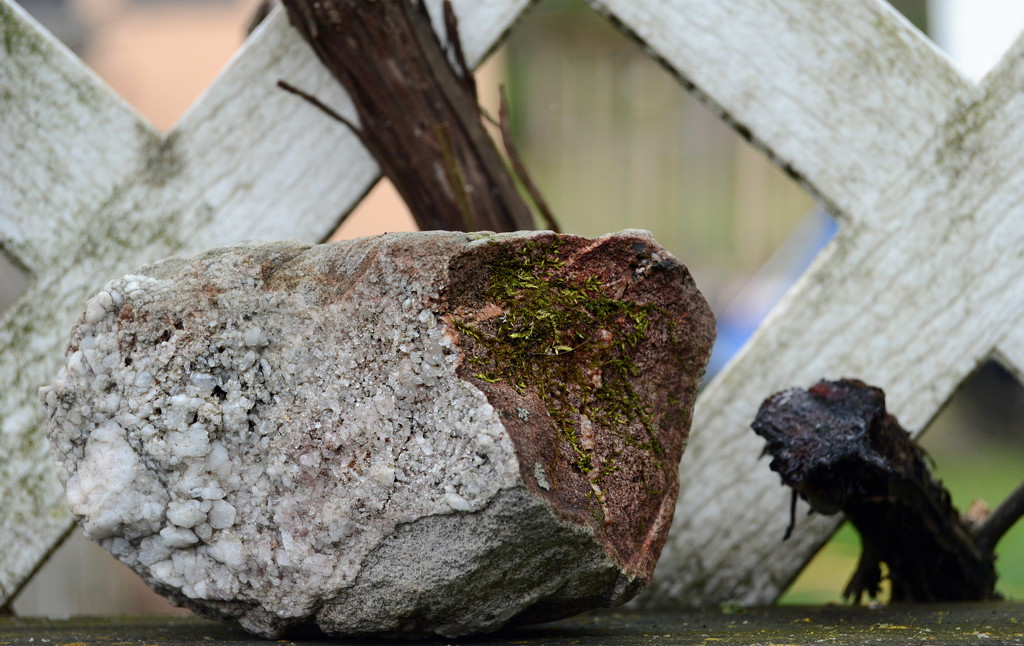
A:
[42,230,715,638]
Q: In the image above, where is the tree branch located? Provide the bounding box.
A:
[752,379,999,603]
[279,0,537,233]
[975,478,1024,555]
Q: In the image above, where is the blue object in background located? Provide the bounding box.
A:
[706,208,839,379]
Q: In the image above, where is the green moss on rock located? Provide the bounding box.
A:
[455,239,666,487]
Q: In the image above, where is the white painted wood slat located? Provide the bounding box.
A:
[0,1,144,275]
[0,0,531,605]
[586,0,970,226]
[640,13,1024,606]
[3,0,1024,614]
[995,320,1024,386]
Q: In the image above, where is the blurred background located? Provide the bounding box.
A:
[4,0,1023,613]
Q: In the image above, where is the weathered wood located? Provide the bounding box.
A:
[995,319,1024,384]
[752,379,997,603]
[619,9,1024,607]
[280,0,536,232]
[585,0,971,225]
[4,0,1024,615]
[2,605,1024,645]
[0,3,143,276]
[0,0,531,607]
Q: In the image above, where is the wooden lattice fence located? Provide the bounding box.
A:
[3,0,1023,609]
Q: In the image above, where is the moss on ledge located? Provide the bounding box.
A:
[4,603,1022,645]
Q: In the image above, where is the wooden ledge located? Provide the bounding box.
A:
[3,604,1022,645]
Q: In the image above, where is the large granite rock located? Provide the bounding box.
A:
[42,230,714,638]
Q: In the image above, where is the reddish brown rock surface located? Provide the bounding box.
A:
[447,231,715,582]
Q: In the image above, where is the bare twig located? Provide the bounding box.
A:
[975,478,1024,554]
[783,489,798,541]
[496,87,561,233]
[246,0,276,35]
[276,80,367,147]
[442,0,477,99]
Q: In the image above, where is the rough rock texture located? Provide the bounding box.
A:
[42,230,714,639]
